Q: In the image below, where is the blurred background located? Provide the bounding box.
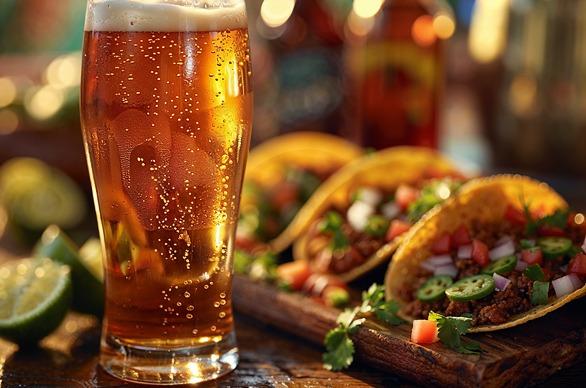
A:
[1,0,586,249]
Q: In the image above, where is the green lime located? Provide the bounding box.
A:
[0,158,87,244]
[79,238,104,282]
[34,226,104,317]
[0,258,72,345]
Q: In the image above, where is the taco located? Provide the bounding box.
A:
[286,147,464,282]
[386,175,586,332]
[236,132,363,253]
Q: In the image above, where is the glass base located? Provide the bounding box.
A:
[100,332,238,385]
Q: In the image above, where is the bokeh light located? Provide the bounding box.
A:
[0,78,17,108]
[433,13,456,40]
[469,0,509,63]
[347,10,376,37]
[260,0,296,28]
[412,15,436,47]
[353,0,384,19]
[24,86,65,121]
[45,53,82,89]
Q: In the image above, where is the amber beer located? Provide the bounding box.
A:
[81,0,252,384]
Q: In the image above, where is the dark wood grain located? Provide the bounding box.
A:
[233,275,586,388]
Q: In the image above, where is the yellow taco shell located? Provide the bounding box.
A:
[385,175,585,332]
[242,132,363,249]
[281,147,461,281]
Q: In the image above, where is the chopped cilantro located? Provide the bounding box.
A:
[524,264,546,281]
[428,312,482,354]
[364,215,390,238]
[319,211,344,233]
[407,179,461,222]
[531,281,550,305]
[520,239,536,249]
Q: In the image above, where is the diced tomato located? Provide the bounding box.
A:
[395,185,419,210]
[277,261,312,291]
[451,225,471,247]
[568,253,586,276]
[431,233,452,254]
[235,235,260,252]
[521,248,543,265]
[471,239,490,266]
[411,320,439,345]
[505,204,527,227]
[270,182,300,212]
[537,225,566,237]
[386,220,411,241]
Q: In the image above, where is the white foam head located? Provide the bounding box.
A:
[85,0,247,32]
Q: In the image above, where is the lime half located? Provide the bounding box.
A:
[79,238,104,282]
[0,258,72,345]
[35,226,104,317]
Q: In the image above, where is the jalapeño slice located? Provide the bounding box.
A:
[445,274,495,302]
[416,275,453,302]
[538,237,572,259]
[482,255,517,275]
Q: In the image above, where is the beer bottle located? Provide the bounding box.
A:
[344,0,454,149]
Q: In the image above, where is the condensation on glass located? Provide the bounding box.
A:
[81,0,252,384]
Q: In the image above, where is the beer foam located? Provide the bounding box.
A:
[85,0,247,32]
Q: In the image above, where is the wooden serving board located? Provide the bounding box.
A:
[233,275,586,388]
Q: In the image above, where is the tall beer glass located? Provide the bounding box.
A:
[81,0,252,384]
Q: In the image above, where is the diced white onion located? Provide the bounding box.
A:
[515,260,528,271]
[582,235,586,253]
[489,239,516,261]
[552,275,579,298]
[434,264,458,278]
[493,273,511,291]
[356,187,382,206]
[457,245,472,259]
[382,202,400,220]
[347,201,374,232]
[495,236,514,247]
[569,273,584,290]
[421,255,453,271]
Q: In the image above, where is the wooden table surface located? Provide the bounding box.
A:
[0,247,585,387]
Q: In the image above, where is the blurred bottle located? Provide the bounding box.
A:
[493,0,586,177]
[343,0,455,149]
[250,0,352,143]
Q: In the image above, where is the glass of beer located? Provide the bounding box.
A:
[80,0,252,384]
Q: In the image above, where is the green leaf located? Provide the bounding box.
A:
[331,229,350,252]
[406,179,461,222]
[233,250,254,275]
[319,211,344,233]
[531,281,550,305]
[374,301,404,326]
[364,215,390,238]
[524,264,546,281]
[323,327,355,371]
[428,311,481,355]
[520,239,536,249]
[540,210,569,229]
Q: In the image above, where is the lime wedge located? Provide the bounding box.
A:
[79,238,104,282]
[0,158,87,244]
[0,258,72,345]
[35,226,104,317]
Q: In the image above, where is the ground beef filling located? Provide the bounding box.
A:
[308,219,386,274]
[403,221,582,326]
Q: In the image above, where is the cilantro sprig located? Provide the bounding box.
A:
[407,179,461,222]
[323,284,403,371]
[524,206,569,236]
[319,211,350,252]
[428,312,482,354]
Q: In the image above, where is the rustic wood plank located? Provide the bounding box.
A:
[233,275,586,387]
